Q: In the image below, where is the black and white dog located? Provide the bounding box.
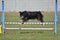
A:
[19,11,44,24]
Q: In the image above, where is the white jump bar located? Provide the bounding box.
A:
[5,22,54,24]
[5,28,54,30]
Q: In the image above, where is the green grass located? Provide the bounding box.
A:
[0,11,60,40]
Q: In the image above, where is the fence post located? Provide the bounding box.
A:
[2,0,4,34]
[55,0,58,35]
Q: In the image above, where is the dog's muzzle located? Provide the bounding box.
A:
[21,16,24,19]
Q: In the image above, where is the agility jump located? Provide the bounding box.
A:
[1,0,58,35]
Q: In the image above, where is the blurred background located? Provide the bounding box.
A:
[0,0,60,12]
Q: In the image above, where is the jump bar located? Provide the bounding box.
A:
[5,22,54,24]
[5,28,54,30]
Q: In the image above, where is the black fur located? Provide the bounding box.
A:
[19,11,44,24]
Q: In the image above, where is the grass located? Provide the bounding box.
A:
[0,11,60,40]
